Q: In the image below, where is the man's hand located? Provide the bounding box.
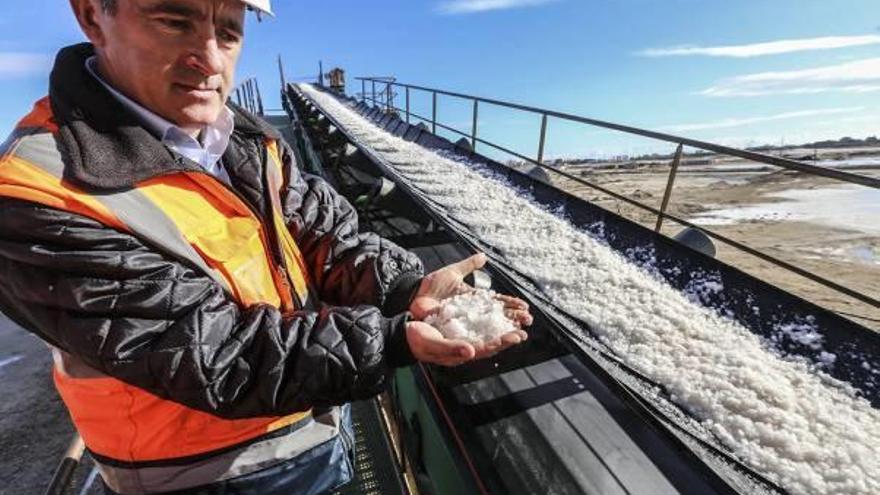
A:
[407,253,533,366]
[406,321,476,367]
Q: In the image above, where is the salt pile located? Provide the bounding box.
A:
[425,290,516,343]
[301,84,880,495]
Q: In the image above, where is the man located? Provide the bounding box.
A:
[0,0,531,493]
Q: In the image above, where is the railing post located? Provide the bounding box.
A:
[432,92,437,134]
[405,87,411,123]
[537,114,549,164]
[386,83,393,113]
[655,144,684,232]
[252,80,257,113]
[361,79,366,103]
[471,100,479,150]
[255,79,264,115]
[249,80,256,113]
[372,81,377,107]
[277,55,286,90]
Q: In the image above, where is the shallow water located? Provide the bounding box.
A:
[693,184,880,236]
[851,245,879,264]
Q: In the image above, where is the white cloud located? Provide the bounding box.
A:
[437,0,559,15]
[819,114,880,126]
[701,58,880,97]
[638,34,880,58]
[0,52,50,79]
[659,107,865,132]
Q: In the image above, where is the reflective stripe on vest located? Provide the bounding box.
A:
[0,99,324,492]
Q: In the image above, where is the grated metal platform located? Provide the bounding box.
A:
[334,400,407,495]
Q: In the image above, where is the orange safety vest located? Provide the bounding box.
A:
[0,98,315,464]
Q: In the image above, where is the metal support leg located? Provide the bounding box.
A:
[656,144,684,232]
[537,114,549,164]
[471,100,479,150]
[44,435,85,495]
[432,92,437,135]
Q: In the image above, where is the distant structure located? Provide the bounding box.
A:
[328,68,346,94]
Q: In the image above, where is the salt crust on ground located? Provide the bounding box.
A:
[302,85,880,494]
[425,289,516,343]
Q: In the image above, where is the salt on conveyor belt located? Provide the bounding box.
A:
[300,84,880,495]
[426,289,517,343]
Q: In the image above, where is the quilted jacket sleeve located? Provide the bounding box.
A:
[0,199,414,420]
[278,141,425,316]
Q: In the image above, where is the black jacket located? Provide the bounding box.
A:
[0,44,424,419]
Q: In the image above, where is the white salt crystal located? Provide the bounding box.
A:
[819,351,837,366]
[425,289,516,344]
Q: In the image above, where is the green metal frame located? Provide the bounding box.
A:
[392,368,476,495]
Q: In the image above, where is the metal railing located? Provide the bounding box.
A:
[358,77,397,114]
[234,77,264,115]
[354,77,880,312]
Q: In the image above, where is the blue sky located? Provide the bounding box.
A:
[1,0,878,159]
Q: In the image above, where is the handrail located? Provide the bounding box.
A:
[350,78,880,313]
[234,77,264,115]
[355,78,880,189]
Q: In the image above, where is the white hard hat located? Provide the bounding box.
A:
[241,0,273,16]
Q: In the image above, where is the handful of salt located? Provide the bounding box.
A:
[425,289,516,344]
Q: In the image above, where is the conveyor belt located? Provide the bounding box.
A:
[286,83,880,495]
[289,84,880,401]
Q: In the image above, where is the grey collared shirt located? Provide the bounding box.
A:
[85,56,233,184]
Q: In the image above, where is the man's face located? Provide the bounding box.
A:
[84,0,245,132]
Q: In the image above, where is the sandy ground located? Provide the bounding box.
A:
[549,163,880,332]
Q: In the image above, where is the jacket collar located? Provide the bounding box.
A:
[49,43,280,191]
